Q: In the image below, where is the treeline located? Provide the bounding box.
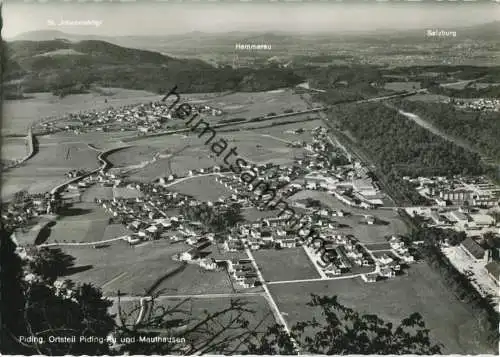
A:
[19,66,303,95]
[329,102,485,178]
[396,100,500,159]
[408,225,499,348]
[295,65,394,103]
[427,84,500,99]
[385,65,498,81]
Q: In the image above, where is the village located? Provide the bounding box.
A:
[4,116,423,293]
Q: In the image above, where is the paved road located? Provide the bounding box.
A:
[302,245,327,279]
[161,172,223,188]
[39,235,128,247]
[108,292,265,301]
[245,248,292,335]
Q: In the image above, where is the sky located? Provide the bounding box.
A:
[2,2,500,38]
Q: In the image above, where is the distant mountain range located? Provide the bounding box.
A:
[10,21,500,44]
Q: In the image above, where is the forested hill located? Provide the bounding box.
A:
[2,39,303,95]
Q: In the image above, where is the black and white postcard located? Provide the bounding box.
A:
[1,0,499,355]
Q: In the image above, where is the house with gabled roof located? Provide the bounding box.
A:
[460,237,485,260]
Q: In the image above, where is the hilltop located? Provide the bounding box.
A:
[2,38,303,96]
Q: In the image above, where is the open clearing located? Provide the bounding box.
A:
[33,202,131,244]
[63,240,233,296]
[62,240,191,295]
[253,248,320,282]
[251,119,323,143]
[2,137,28,161]
[269,263,493,354]
[404,94,451,102]
[107,145,160,167]
[81,185,114,202]
[383,81,421,92]
[168,175,231,202]
[193,90,310,120]
[2,142,100,201]
[152,263,234,296]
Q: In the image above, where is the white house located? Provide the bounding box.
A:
[378,254,393,265]
[379,267,395,278]
[389,236,404,250]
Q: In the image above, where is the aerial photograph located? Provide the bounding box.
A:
[1,1,499,355]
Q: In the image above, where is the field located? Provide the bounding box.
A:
[27,202,131,245]
[167,175,231,202]
[345,214,408,244]
[152,263,234,296]
[289,191,408,243]
[404,93,450,102]
[250,119,323,143]
[48,219,107,244]
[112,187,143,199]
[383,81,421,92]
[242,208,282,222]
[270,264,492,354]
[12,216,55,246]
[2,141,100,201]
[62,240,190,295]
[62,239,233,296]
[186,89,310,121]
[224,130,306,166]
[269,263,493,354]
[124,145,215,181]
[253,248,320,282]
[106,145,166,168]
[80,184,114,202]
[1,137,28,161]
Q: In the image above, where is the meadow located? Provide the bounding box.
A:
[383,81,421,92]
[2,140,100,201]
[253,248,320,282]
[62,238,234,297]
[62,240,191,295]
[269,263,494,354]
[193,89,310,120]
[167,175,232,202]
[1,137,28,161]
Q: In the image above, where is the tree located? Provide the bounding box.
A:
[26,247,76,283]
[490,211,500,226]
[1,228,29,354]
[247,295,442,355]
[1,233,114,355]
